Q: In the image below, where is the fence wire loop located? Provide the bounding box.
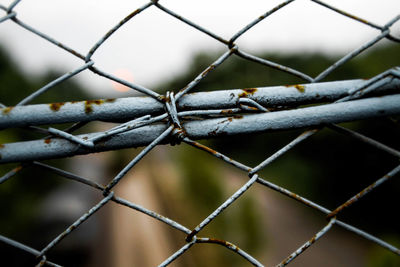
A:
[1,0,400,266]
[164,91,186,145]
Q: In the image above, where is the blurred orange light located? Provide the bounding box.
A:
[111,69,134,92]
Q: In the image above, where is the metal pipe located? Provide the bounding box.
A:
[1,78,399,129]
[1,94,399,163]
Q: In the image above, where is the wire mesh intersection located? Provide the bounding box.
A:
[1,0,400,266]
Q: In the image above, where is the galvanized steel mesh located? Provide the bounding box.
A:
[1,0,400,266]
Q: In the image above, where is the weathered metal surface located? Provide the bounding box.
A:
[1,78,399,129]
[1,94,399,163]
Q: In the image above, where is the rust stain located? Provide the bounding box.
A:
[2,106,13,115]
[327,179,381,219]
[85,105,93,114]
[223,115,243,121]
[207,238,239,252]
[123,8,140,21]
[345,12,369,25]
[84,99,106,114]
[0,144,4,148]
[294,84,305,93]
[219,117,233,124]
[289,192,299,200]
[173,127,187,139]
[285,84,305,93]
[49,102,65,111]
[158,95,170,103]
[238,88,257,98]
[220,109,234,115]
[248,106,259,111]
[243,88,257,94]
[14,165,23,172]
[288,191,314,208]
[191,141,218,155]
[44,139,52,144]
[201,64,216,78]
[309,235,317,245]
[188,140,237,164]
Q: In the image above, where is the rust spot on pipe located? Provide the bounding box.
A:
[84,99,107,114]
[294,84,305,93]
[85,105,93,114]
[44,139,52,144]
[238,88,257,98]
[91,100,104,105]
[285,84,305,93]
[49,102,65,111]
[220,109,234,115]
[2,106,13,115]
[158,95,169,103]
[243,88,257,94]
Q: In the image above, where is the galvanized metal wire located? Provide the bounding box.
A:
[1,0,400,266]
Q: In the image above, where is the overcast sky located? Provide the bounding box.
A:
[1,0,399,96]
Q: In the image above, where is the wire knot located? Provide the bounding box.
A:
[164,91,186,145]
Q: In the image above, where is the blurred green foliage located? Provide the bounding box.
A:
[367,237,400,267]
[0,44,89,265]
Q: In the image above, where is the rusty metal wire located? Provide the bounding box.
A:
[1,0,400,266]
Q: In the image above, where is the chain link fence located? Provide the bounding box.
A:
[1,0,400,266]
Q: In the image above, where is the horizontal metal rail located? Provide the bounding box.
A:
[1,78,399,129]
[1,93,399,163]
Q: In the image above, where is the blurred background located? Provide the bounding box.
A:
[0,0,400,266]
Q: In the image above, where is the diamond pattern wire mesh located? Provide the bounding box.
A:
[1,0,400,266]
